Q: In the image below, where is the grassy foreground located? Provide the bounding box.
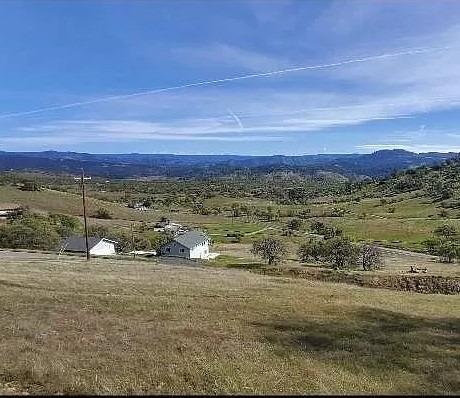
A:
[0,254,459,395]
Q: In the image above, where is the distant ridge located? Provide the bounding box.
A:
[0,149,458,179]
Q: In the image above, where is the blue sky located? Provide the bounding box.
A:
[1,0,460,155]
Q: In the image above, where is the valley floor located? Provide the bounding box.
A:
[0,251,459,395]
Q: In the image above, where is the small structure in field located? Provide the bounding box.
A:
[0,203,23,219]
[60,236,118,256]
[160,230,211,260]
[132,202,149,211]
[154,219,185,234]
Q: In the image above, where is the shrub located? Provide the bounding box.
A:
[287,218,303,231]
[434,224,457,239]
[94,208,112,219]
[439,209,448,218]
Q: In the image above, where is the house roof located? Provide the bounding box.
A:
[173,230,209,249]
[61,236,117,252]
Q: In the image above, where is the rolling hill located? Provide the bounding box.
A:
[0,149,457,179]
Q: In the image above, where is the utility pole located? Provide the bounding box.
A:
[131,223,136,259]
[75,169,91,261]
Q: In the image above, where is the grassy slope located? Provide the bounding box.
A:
[0,186,262,232]
[0,253,459,395]
[298,195,460,250]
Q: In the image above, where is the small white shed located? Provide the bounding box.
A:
[61,236,118,256]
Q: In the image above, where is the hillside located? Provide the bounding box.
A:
[1,252,459,394]
[0,150,457,179]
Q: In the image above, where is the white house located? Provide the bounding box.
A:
[160,230,211,260]
[61,236,118,256]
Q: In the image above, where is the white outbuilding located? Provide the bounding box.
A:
[61,236,118,256]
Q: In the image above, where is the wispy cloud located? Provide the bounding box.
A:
[0,45,449,120]
[227,109,244,129]
[171,43,290,72]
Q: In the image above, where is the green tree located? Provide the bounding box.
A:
[359,244,383,271]
[298,238,324,262]
[251,238,287,265]
[322,237,359,270]
[434,224,457,239]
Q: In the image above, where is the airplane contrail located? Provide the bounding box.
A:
[227,108,244,129]
[0,46,450,120]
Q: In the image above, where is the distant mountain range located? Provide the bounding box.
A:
[0,150,458,179]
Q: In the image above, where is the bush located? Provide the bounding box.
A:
[287,218,303,231]
[94,208,112,219]
[49,213,81,237]
[439,209,448,218]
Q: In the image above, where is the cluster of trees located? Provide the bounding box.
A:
[377,158,460,200]
[0,208,173,253]
[66,170,350,211]
[310,221,343,239]
[298,237,382,270]
[423,225,460,263]
[0,212,81,250]
[251,236,382,271]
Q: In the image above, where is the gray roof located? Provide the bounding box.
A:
[173,230,210,249]
[61,236,117,252]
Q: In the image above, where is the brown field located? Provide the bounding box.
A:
[0,251,459,395]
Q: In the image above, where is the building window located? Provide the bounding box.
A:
[166,248,170,253]
[180,248,185,253]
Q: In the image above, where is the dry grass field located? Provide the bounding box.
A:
[0,251,459,395]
